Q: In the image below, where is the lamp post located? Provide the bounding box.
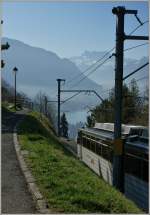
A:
[13,67,18,110]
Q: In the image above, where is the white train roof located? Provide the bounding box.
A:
[94,123,145,135]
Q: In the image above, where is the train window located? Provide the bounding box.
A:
[77,137,80,145]
[124,153,142,179]
[82,137,87,148]
[130,128,142,136]
[91,141,96,153]
[142,160,148,182]
[96,143,102,156]
[142,128,148,138]
[86,138,91,150]
[101,145,110,161]
[109,150,113,163]
[95,142,99,155]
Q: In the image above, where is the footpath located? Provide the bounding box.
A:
[2,109,37,213]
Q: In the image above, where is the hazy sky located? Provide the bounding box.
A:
[2,1,149,59]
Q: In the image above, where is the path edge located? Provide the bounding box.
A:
[13,119,51,214]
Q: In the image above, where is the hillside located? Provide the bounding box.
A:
[17,111,142,213]
[2,37,102,111]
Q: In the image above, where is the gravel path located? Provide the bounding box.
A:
[2,109,37,214]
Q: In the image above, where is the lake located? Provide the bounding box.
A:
[64,110,89,139]
[65,110,88,124]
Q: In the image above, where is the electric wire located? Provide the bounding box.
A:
[66,19,149,89]
[61,92,81,105]
[97,75,149,101]
[124,42,148,52]
[125,76,148,87]
[70,56,113,89]
[128,20,149,36]
[48,19,149,100]
[68,41,148,90]
[65,47,115,87]
[123,62,149,80]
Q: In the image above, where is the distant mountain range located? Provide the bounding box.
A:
[70,50,149,91]
[2,37,148,112]
[2,38,103,111]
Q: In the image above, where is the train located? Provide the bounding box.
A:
[77,123,149,211]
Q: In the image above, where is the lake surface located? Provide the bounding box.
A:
[65,110,88,124]
[64,110,89,139]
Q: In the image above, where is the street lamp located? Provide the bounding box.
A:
[13,67,18,110]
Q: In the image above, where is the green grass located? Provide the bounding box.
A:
[2,102,15,112]
[2,102,22,112]
[18,111,142,213]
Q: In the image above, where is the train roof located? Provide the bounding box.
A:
[126,137,149,153]
[78,123,148,141]
[94,123,146,135]
[79,127,114,141]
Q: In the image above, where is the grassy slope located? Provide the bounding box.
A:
[2,102,22,112]
[18,111,142,213]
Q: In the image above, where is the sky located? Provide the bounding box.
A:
[1,1,149,59]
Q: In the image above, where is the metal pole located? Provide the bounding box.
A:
[57,79,65,136]
[13,67,18,110]
[57,79,61,136]
[44,96,47,116]
[15,72,17,110]
[112,6,125,191]
[58,79,61,136]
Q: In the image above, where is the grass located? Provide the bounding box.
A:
[2,102,22,112]
[2,102,15,113]
[18,111,142,213]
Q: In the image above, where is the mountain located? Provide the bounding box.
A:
[2,38,148,113]
[1,38,103,111]
[70,50,149,92]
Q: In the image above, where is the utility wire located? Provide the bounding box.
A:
[66,47,115,87]
[136,76,149,82]
[61,20,149,107]
[103,75,148,96]
[49,20,148,99]
[61,92,81,105]
[68,41,148,90]
[93,42,148,95]
[70,56,113,89]
[125,76,148,87]
[63,56,148,104]
[66,28,149,90]
[123,62,149,80]
[124,42,148,52]
[97,75,148,101]
[66,20,149,89]
[128,20,149,35]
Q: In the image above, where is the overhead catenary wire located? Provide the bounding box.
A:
[65,19,149,89]
[123,62,149,80]
[99,75,149,100]
[128,20,149,36]
[67,41,148,90]
[61,92,81,105]
[65,47,115,87]
[48,19,149,100]
[63,59,148,105]
[125,75,148,87]
[66,39,148,91]
[124,42,148,52]
[69,55,113,89]
[60,17,149,115]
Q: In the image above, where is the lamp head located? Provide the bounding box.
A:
[13,67,18,74]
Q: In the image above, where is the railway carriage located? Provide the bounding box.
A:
[77,123,149,211]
